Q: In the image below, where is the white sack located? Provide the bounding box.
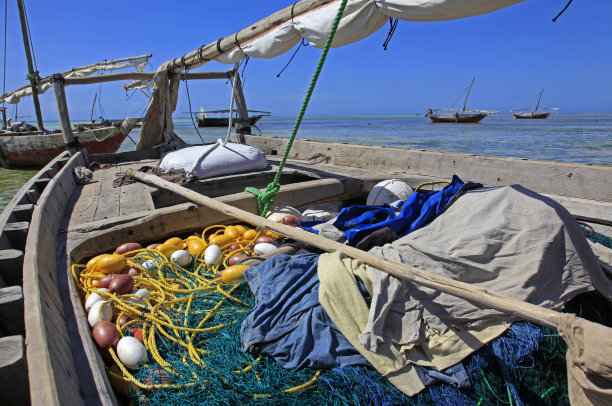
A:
[159,143,268,179]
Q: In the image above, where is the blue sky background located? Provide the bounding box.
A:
[2,0,611,121]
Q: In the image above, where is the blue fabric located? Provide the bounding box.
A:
[300,175,481,246]
[414,363,471,388]
[240,253,370,370]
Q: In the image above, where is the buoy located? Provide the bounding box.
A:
[266,206,301,222]
[204,245,222,267]
[170,249,192,267]
[115,242,142,257]
[108,274,134,295]
[88,300,112,327]
[84,288,109,312]
[186,237,206,256]
[254,242,278,256]
[92,321,120,349]
[142,260,156,270]
[366,179,414,206]
[164,237,184,249]
[221,264,250,284]
[116,336,147,369]
[228,254,249,266]
[96,254,128,274]
[156,243,178,259]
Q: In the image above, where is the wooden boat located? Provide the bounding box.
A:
[196,109,270,128]
[426,77,498,123]
[512,89,559,119]
[0,1,611,405]
[1,0,150,168]
[0,119,139,168]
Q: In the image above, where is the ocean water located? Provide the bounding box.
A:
[1,113,610,211]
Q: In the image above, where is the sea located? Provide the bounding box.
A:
[1,113,610,211]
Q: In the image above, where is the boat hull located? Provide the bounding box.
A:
[513,112,552,119]
[197,114,263,127]
[0,120,136,168]
[428,113,487,123]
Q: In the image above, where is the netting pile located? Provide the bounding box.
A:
[73,230,578,405]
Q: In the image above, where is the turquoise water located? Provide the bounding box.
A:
[120,114,612,165]
[1,114,610,211]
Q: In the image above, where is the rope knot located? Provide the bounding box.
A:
[245,181,280,217]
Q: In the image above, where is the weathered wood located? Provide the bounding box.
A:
[0,249,24,286]
[245,135,612,204]
[12,204,34,223]
[16,0,44,132]
[4,222,29,251]
[232,73,251,139]
[52,75,77,155]
[61,70,231,86]
[171,0,334,71]
[0,335,30,406]
[23,152,87,405]
[32,178,51,194]
[25,189,39,205]
[0,286,24,336]
[128,169,566,330]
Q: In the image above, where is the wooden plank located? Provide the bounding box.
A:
[0,287,24,336]
[92,164,121,221]
[68,166,105,226]
[119,162,155,217]
[3,222,29,251]
[0,335,29,405]
[61,70,231,86]
[22,153,86,405]
[68,177,358,262]
[12,204,34,222]
[0,249,24,286]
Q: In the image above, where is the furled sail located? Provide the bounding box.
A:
[172,0,524,70]
[1,54,152,104]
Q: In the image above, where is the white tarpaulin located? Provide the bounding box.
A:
[213,0,523,64]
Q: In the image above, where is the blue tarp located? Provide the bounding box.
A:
[300,175,481,246]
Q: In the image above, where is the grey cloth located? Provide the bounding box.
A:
[360,185,612,351]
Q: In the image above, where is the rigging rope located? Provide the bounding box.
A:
[382,18,398,51]
[276,39,309,78]
[182,67,205,144]
[246,0,349,216]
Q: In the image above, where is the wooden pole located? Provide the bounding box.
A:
[51,74,78,156]
[462,76,476,113]
[169,0,334,72]
[127,169,563,330]
[16,0,44,131]
[232,72,251,141]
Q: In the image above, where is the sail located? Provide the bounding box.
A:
[1,54,152,104]
[175,0,524,69]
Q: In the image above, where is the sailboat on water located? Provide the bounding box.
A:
[0,0,147,167]
[426,77,498,123]
[512,88,559,119]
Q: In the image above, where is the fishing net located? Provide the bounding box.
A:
[71,222,612,405]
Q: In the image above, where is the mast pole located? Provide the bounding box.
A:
[535,88,544,113]
[16,0,44,131]
[462,76,476,113]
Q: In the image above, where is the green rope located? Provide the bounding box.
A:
[245,0,348,216]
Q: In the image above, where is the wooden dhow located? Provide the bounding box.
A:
[0,0,610,405]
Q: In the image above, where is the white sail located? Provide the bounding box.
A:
[205,0,524,66]
[1,54,152,104]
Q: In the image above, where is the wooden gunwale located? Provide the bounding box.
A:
[22,151,89,405]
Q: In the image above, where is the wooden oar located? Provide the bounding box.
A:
[128,169,563,329]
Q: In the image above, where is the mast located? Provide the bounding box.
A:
[534,88,544,113]
[16,0,44,131]
[462,76,476,113]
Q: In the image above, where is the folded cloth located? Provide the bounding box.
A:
[240,254,369,370]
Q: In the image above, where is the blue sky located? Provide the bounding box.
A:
[2,0,612,121]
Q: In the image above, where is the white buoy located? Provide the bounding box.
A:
[171,249,192,267]
[204,244,222,267]
[88,300,112,327]
[266,206,301,222]
[142,260,156,270]
[366,179,414,206]
[84,288,109,312]
[254,242,279,256]
[117,336,147,369]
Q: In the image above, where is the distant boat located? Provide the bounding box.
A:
[426,77,498,123]
[196,108,270,128]
[512,89,559,119]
